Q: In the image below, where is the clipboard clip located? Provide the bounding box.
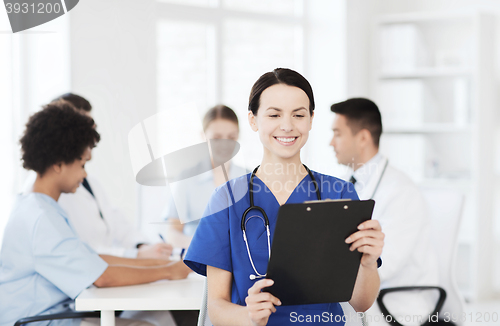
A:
[303,198,352,204]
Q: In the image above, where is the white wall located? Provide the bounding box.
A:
[347,0,500,95]
[69,0,158,223]
[0,12,71,247]
[304,0,349,177]
[345,0,376,98]
[346,0,500,300]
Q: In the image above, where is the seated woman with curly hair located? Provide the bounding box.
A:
[0,102,190,326]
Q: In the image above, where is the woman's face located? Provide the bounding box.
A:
[248,83,313,161]
[204,119,239,141]
[59,147,91,193]
[205,118,239,164]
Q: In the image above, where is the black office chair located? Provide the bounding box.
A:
[377,286,448,326]
[14,312,100,326]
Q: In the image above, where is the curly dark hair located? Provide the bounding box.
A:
[52,93,92,112]
[20,102,100,175]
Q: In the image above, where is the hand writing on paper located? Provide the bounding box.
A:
[137,243,173,260]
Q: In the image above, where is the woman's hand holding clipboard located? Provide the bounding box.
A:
[245,279,281,326]
[345,219,384,269]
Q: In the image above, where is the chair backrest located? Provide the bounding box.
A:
[340,302,364,326]
[420,187,466,323]
[197,278,211,326]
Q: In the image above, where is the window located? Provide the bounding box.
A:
[138,0,347,238]
[0,31,15,247]
[222,0,300,15]
[140,0,306,237]
[0,14,70,247]
[155,0,304,169]
[157,20,213,113]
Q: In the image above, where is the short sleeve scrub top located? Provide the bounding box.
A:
[184,171,359,325]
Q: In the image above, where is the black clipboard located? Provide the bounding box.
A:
[263,199,375,306]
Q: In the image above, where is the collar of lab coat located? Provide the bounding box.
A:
[352,152,388,200]
[79,175,103,202]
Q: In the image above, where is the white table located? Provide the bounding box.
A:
[75,273,205,326]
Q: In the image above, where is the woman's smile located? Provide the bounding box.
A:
[274,136,298,146]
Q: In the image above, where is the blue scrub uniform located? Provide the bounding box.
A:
[184,171,359,325]
[0,193,108,326]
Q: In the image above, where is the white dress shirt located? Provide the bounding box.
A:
[351,153,439,325]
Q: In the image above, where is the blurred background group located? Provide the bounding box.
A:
[1,0,500,309]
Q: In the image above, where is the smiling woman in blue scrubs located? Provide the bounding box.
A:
[184,68,385,326]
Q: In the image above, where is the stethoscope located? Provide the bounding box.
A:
[242,164,321,280]
[369,158,389,199]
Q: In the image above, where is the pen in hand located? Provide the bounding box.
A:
[159,233,185,260]
[158,234,174,258]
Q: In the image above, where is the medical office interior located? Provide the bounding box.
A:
[1,0,500,323]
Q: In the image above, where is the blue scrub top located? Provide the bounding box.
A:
[0,193,108,326]
[184,171,359,325]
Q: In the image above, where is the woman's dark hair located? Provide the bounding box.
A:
[330,98,383,147]
[52,93,92,112]
[20,102,100,175]
[202,104,239,131]
[248,68,315,116]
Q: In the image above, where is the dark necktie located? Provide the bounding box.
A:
[82,178,104,219]
[349,176,357,185]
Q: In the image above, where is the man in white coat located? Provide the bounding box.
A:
[330,98,439,326]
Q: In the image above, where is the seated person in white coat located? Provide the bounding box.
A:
[329,98,439,325]
[164,104,248,249]
[24,93,172,259]
[0,102,190,326]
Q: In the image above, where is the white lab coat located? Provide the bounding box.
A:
[350,154,439,326]
[23,173,149,258]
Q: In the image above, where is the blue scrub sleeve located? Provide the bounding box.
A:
[32,212,108,299]
[184,186,233,276]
